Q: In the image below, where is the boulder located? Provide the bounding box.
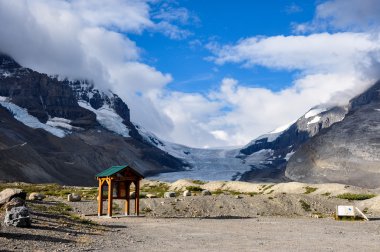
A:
[130,191,136,199]
[28,192,45,201]
[67,193,81,202]
[146,194,157,199]
[0,188,26,206]
[201,190,211,196]
[164,192,176,198]
[4,206,31,227]
[183,190,191,197]
[4,197,25,212]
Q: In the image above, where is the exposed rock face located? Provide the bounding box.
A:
[238,106,347,181]
[67,193,81,202]
[4,197,25,212]
[0,54,97,128]
[4,206,31,227]
[0,188,26,206]
[28,193,45,201]
[286,81,380,188]
[0,54,186,185]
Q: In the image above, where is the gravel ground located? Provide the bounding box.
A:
[86,216,380,252]
[1,181,380,251]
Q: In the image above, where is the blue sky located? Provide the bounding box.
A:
[132,1,316,93]
[1,0,380,147]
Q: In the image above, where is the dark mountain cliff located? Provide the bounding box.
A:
[0,54,185,185]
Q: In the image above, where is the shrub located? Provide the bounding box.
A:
[299,200,311,211]
[185,186,203,192]
[304,186,318,194]
[192,180,206,185]
[336,193,376,201]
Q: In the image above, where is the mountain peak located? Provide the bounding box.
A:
[0,53,22,71]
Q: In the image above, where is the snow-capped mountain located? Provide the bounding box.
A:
[1,53,378,187]
[286,80,380,188]
[0,53,185,185]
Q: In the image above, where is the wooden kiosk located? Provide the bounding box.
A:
[96,165,144,217]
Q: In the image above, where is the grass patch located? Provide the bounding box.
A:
[321,192,331,196]
[304,186,318,194]
[141,183,170,198]
[141,207,152,213]
[185,186,203,192]
[0,183,98,199]
[335,215,365,221]
[299,200,311,212]
[191,180,206,185]
[212,189,224,195]
[261,184,274,192]
[336,193,376,201]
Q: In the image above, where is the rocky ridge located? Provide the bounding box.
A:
[285,81,380,188]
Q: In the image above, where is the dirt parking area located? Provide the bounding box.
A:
[87,216,380,252]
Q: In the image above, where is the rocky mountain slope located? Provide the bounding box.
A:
[285,81,380,188]
[0,54,185,185]
[234,105,347,181]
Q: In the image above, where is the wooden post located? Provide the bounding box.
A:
[135,179,140,216]
[97,179,103,216]
[107,178,113,217]
[125,181,131,215]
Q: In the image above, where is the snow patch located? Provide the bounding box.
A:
[46,117,79,130]
[1,71,12,78]
[307,116,321,125]
[270,121,294,134]
[305,108,327,119]
[285,151,295,161]
[78,101,130,137]
[0,99,67,137]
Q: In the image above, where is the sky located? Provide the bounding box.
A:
[0,0,380,148]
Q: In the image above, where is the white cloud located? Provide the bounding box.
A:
[209,33,380,75]
[0,0,184,141]
[294,0,380,33]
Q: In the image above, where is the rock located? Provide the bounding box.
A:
[235,195,242,199]
[4,206,31,227]
[201,190,211,196]
[0,188,26,206]
[183,190,191,197]
[28,192,45,201]
[146,194,157,199]
[4,197,25,212]
[164,192,176,198]
[130,191,136,199]
[67,193,81,202]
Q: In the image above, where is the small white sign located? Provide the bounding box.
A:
[337,205,355,216]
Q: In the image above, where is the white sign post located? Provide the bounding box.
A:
[336,205,369,221]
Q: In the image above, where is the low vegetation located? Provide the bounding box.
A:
[299,200,311,212]
[29,200,98,226]
[304,186,318,194]
[185,186,203,192]
[336,193,376,201]
[0,182,98,199]
[141,183,170,198]
[191,180,207,185]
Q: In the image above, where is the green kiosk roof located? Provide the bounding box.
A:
[95,165,144,178]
